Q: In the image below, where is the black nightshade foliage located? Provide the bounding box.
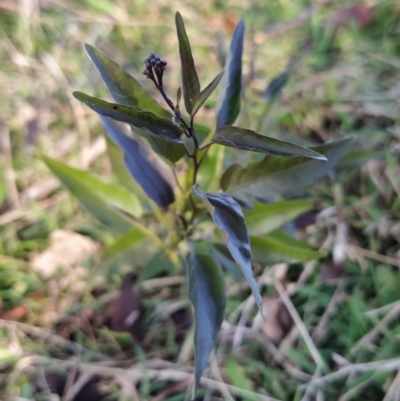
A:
[101,116,175,209]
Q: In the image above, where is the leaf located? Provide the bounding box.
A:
[85,44,171,117]
[244,200,314,236]
[225,358,256,401]
[137,252,174,284]
[337,148,384,170]
[216,19,244,129]
[175,12,200,115]
[73,91,184,144]
[85,44,185,163]
[251,230,325,265]
[211,243,243,282]
[188,247,226,387]
[99,228,151,274]
[193,186,263,312]
[264,71,289,100]
[101,117,175,208]
[221,137,353,209]
[137,129,185,164]
[106,137,143,194]
[213,126,327,159]
[191,71,224,119]
[43,157,142,233]
[197,143,225,192]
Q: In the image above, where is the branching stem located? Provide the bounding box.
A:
[145,53,212,233]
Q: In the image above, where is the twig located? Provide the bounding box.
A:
[63,372,94,401]
[364,301,400,319]
[300,358,400,390]
[338,373,377,401]
[0,319,107,360]
[312,283,346,345]
[138,276,184,291]
[232,296,256,350]
[209,352,234,401]
[286,261,318,296]
[0,122,21,209]
[274,280,325,370]
[382,370,400,401]
[347,244,400,269]
[350,302,400,356]
[300,366,324,401]
[259,332,311,382]
[19,354,281,401]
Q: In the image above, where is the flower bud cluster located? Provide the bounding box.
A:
[143,52,167,85]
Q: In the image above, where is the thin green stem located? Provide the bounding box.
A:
[187,193,197,226]
[182,142,194,158]
[171,166,186,194]
[198,142,213,151]
[149,69,211,236]
[198,145,212,167]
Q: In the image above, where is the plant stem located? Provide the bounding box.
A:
[149,69,211,233]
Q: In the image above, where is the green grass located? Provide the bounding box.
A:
[1,0,400,400]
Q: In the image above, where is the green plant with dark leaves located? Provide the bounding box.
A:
[44,11,351,394]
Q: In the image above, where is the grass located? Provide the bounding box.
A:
[1,0,400,400]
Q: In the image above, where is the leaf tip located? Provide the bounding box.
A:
[72,91,88,104]
[175,11,182,23]
[83,43,97,61]
[314,153,328,161]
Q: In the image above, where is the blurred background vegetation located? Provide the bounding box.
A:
[0,0,400,400]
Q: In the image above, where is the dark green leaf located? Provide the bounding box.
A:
[193,186,262,312]
[216,19,244,129]
[251,230,325,265]
[213,126,327,159]
[191,71,224,119]
[196,144,225,192]
[194,122,212,145]
[73,92,184,144]
[188,247,225,387]
[264,71,289,100]
[175,12,200,115]
[214,230,325,267]
[221,137,353,209]
[99,228,151,274]
[106,137,143,194]
[137,252,173,284]
[85,44,185,163]
[337,148,384,170]
[43,156,137,234]
[137,129,185,164]
[225,358,256,400]
[85,44,171,117]
[101,117,175,208]
[211,244,242,282]
[244,200,314,235]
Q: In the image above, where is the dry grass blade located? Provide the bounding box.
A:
[348,245,400,269]
[274,280,325,370]
[0,123,21,209]
[16,354,281,401]
[300,358,400,390]
[350,302,400,356]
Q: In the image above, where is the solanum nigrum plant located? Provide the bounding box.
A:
[44,12,351,394]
